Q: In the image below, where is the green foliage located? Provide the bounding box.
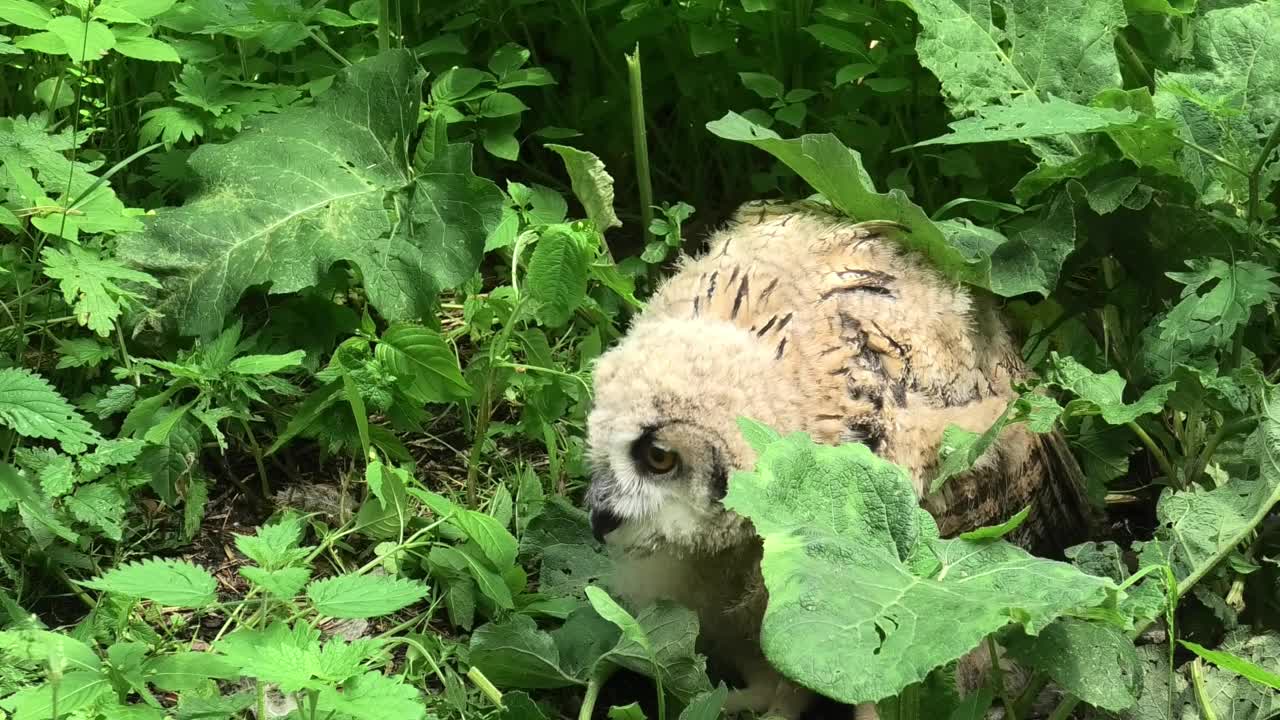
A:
[723,424,1118,706]
[2,0,1280,719]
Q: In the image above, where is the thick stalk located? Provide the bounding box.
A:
[378,0,391,50]
[626,45,654,248]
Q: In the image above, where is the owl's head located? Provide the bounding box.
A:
[585,316,797,556]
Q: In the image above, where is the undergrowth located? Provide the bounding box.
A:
[1,1,1279,719]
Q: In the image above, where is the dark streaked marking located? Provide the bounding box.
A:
[728,265,740,286]
[814,413,843,421]
[756,315,778,336]
[818,345,843,356]
[820,269,897,300]
[693,295,701,317]
[869,320,910,356]
[891,379,908,407]
[846,420,884,454]
[760,277,780,302]
[709,446,729,501]
[775,337,787,359]
[707,271,719,301]
[731,274,750,319]
[775,312,793,332]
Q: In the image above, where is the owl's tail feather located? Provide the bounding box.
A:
[1013,429,1101,558]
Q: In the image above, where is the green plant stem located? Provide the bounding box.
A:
[377,0,391,50]
[1175,136,1249,178]
[307,28,352,68]
[239,418,272,499]
[577,670,610,720]
[1247,118,1280,229]
[1116,32,1153,89]
[988,636,1018,720]
[626,44,654,247]
[1127,420,1178,488]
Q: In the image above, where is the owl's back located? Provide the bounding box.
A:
[637,200,1094,554]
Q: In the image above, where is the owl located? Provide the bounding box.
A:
[584,200,1095,718]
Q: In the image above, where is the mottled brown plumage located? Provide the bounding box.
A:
[585,200,1096,718]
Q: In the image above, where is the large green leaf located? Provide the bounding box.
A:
[526,226,589,327]
[305,573,430,619]
[908,96,1138,148]
[117,50,501,336]
[909,0,1127,114]
[1004,618,1142,711]
[721,424,1118,705]
[1152,2,1280,206]
[374,324,471,403]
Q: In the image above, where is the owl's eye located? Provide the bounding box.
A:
[643,444,679,474]
[633,435,679,475]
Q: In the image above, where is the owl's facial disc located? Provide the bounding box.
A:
[587,421,735,553]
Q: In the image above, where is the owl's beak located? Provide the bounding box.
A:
[590,505,624,543]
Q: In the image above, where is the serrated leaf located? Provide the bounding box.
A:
[0,367,101,453]
[42,244,160,338]
[1047,353,1174,425]
[67,482,127,541]
[38,452,75,497]
[316,670,427,720]
[374,324,470,403]
[722,428,1117,705]
[78,438,146,479]
[240,566,311,599]
[526,227,589,327]
[545,145,621,231]
[118,51,496,336]
[80,558,217,607]
[305,573,430,619]
[234,514,309,570]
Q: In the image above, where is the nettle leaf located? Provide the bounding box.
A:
[80,558,217,607]
[305,573,430,619]
[234,514,311,570]
[316,670,427,720]
[908,96,1138,148]
[526,226,590,327]
[119,50,499,336]
[240,566,312,599]
[545,144,621,232]
[1047,353,1174,425]
[374,324,470,403]
[0,367,102,453]
[722,427,1117,705]
[1004,618,1142,711]
[909,0,1126,114]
